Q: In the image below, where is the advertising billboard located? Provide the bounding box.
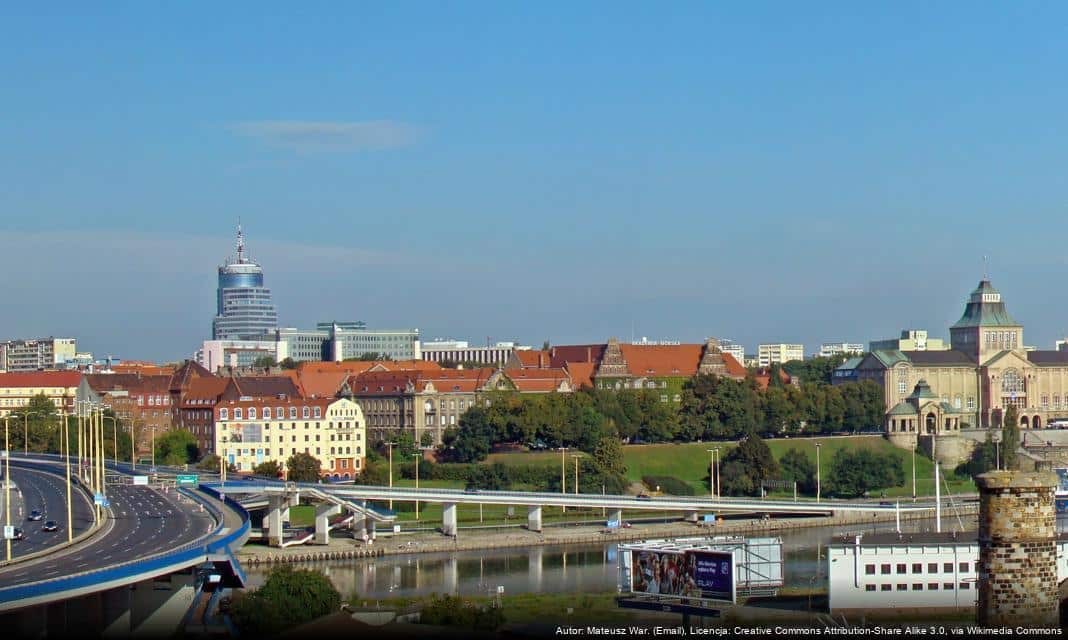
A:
[630,550,734,601]
[240,424,263,443]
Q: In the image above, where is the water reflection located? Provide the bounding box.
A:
[245,516,1068,599]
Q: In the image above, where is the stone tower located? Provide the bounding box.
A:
[976,470,1058,628]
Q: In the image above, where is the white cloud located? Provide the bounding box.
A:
[231,120,419,152]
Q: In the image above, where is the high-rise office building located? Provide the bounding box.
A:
[212,224,278,340]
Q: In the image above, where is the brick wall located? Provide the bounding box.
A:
[976,471,1058,628]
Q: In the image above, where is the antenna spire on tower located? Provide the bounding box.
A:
[983,255,989,280]
[236,219,246,263]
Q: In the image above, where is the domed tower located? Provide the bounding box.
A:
[212,223,278,340]
[949,280,1023,365]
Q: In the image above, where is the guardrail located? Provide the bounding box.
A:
[0,486,251,610]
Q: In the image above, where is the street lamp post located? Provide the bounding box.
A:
[384,441,395,511]
[713,447,721,499]
[4,416,11,561]
[571,454,581,514]
[911,445,917,500]
[815,443,822,503]
[412,452,422,520]
[558,447,568,514]
[58,411,73,543]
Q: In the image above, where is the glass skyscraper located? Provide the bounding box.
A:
[212,225,278,340]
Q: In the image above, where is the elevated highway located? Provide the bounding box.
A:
[1,461,95,562]
[0,455,252,638]
[209,479,936,539]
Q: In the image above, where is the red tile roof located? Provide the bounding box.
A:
[548,345,605,368]
[618,344,706,377]
[505,368,573,392]
[721,353,748,378]
[564,362,596,389]
[510,350,551,368]
[181,377,230,404]
[0,371,82,388]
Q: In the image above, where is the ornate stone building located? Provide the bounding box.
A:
[863,280,1068,464]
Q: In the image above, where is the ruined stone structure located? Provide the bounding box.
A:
[976,470,1059,627]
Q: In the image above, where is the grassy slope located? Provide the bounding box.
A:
[492,436,974,498]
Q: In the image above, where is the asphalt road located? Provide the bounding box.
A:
[0,462,216,588]
[2,463,94,559]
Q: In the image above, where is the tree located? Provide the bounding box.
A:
[278,357,298,370]
[592,435,626,476]
[10,393,59,453]
[253,460,283,478]
[286,452,322,482]
[718,432,779,496]
[231,566,341,636]
[154,429,199,466]
[197,454,236,472]
[420,431,434,448]
[251,356,276,369]
[446,406,496,463]
[1002,405,1020,470]
[779,448,817,494]
[393,431,417,459]
[827,449,905,498]
[542,340,551,352]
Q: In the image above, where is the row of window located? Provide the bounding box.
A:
[598,380,670,390]
[865,562,974,575]
[226,446,361,457]
[221,406,324,420]
[864,583,972,592]
[138,395,170,406]
[985,331,1018,348]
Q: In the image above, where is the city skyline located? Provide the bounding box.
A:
[0,224,1064,363]
[5,4,1068,360]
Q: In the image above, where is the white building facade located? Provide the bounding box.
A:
[827,533,1068,615]
[421,340,529,366]
[819,342,864,358]
[214,397,366,479]
[757,343,804,367]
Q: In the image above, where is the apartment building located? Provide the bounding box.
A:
[819,342,864,358]
[0,338,77,371]
[757,343,804,367]
[214,397,366,479]
[0,371,81,417]
[421,339,529,366]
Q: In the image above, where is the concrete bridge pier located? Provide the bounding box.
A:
[314,503,341,545]
[442,503,457,537]
[608,509,622,526]
[527,505,543,532]
[101,586,131,637]
[266,494,285,547]
[684,510,699,523]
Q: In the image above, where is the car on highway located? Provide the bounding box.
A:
[11,528,25,541]
[635,494,651,500]
[41,521,59,533]
[27,510,43,522]
[463,488,480,494]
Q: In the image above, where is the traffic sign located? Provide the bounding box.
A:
[94,493,106,505]
[176,474,198,486]
[133,476,149,486]
[2,525,13,540]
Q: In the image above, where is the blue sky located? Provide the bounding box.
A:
[3,3,1068,361]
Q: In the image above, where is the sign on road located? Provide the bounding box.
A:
[2,525,13,540]
[94,493,106,506]
[133,476,149,486]
[607,519,621,529]
[176,474,198,486]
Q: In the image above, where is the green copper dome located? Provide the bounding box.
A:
[950,280,1019,329]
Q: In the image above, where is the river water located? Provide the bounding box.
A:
[245,512,1046,600]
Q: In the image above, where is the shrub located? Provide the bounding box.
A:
[641,475,695,496]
